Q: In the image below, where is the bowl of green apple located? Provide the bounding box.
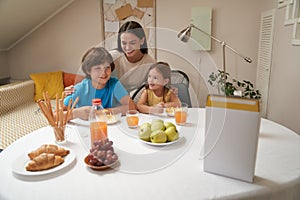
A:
[138,119,181,146]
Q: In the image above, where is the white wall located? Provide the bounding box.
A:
[8,0,102,79]
[157,0,265,81]
[0,51,9,79]
[268,7,300,134]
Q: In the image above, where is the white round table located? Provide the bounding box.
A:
[0,108,299,200]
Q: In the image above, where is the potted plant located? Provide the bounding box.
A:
[208,70,261,99]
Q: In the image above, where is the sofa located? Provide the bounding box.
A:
[0,71,84,150]
[0,80,48,149]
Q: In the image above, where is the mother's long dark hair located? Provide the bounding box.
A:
[117,21,148,54]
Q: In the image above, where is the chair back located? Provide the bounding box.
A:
[132,70,192,107]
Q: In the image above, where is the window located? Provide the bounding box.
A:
[279,0,300,45]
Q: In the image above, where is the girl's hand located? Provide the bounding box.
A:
[149,103,164,114]
[171,86,178,96]
[65,85,75,96]
[157,102,165,108]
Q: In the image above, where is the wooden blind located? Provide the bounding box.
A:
[256,9,275,117]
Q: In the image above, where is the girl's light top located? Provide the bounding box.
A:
[146,88,172,106]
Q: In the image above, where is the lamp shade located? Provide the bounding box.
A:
[177,26,192,43]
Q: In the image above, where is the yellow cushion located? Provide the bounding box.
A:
[30,71,64,101]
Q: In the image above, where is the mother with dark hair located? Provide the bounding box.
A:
[110,21,156,93]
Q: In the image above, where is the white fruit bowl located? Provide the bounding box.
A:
[139,136,182,147]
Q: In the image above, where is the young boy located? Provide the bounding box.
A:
[64,47,136,120]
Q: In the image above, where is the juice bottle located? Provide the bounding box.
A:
[90,121,107,143]
[89,99,107,147]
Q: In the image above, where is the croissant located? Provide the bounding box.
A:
[28,144,69,159]
[26,153,64,171]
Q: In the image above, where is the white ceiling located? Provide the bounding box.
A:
[0,0,74,51]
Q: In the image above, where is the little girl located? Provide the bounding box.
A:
[137,62,181,114]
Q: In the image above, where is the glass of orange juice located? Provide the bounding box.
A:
[126,110,139,128]
[90,121,107,147]
[175,103,188,125]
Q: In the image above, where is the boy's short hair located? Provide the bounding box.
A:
[81,47,115,78]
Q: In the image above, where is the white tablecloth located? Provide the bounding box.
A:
[0,108,299,200]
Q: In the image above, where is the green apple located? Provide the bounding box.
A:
[138,122,151,141]
[165,126,179,142]
[151,119,165,132]
[150,130,167,143]
[151,119,164,125]
[164,122,176,129]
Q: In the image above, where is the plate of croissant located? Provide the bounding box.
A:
[12,144,75,176]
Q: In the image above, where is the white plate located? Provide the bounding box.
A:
[139,136,183,147]
[12,151,76,177]
[70,118,89,126]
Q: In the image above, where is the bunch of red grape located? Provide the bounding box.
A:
[87,138,118,166]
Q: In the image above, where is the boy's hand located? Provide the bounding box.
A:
[65,85,75,96]
[72,106,91,120]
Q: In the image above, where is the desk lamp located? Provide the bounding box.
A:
[177,24,252,82]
